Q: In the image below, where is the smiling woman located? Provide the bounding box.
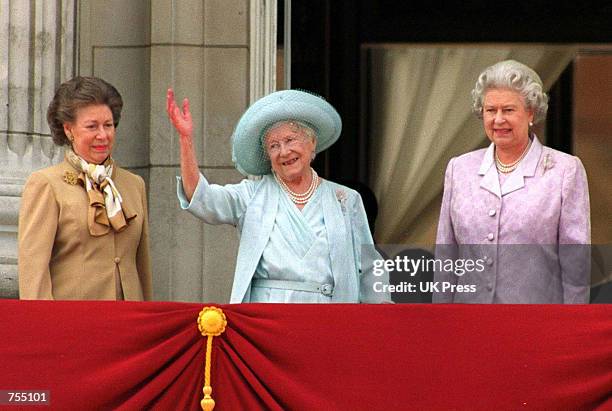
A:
[65,104,116,164]
[264,120,318,208]
[434,60,591,304]
[18,77,152,301]
[167,88,391,303]
[481,89,534,162]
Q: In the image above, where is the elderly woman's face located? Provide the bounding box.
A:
[64,104,115,164]
[482,88,534,150]
[265,123,316,182]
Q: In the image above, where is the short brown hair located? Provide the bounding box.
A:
[47,76,123,146]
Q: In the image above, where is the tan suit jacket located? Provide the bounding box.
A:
[18,159,152,300]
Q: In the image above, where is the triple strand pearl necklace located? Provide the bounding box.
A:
[495,139,532,174]
[274,168,320,204]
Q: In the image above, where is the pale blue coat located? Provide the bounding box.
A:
[177,174,390,303]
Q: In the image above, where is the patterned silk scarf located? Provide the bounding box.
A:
[66,150,135,236]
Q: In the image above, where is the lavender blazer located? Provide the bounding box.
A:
[434,137,591,304]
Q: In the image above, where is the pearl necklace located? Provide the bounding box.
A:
[495,139,532,174]
[274,168,320,204]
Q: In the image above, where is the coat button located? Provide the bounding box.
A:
[489,209,496,217]
[319,284,334,297]
[487,233,494,241]
[114,257,121,264]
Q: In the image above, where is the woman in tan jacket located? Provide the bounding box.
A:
[18,77,152,300]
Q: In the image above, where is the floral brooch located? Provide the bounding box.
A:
[63,171,79,185]
[542,153,555,174]
[336,189,347,212]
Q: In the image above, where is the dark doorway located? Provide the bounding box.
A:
[288,1,612,182]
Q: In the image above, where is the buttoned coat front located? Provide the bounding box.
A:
[434,137,590,303]
[18,159,152,300]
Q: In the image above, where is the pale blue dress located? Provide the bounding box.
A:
[177,173,391,303]
[251,187,334,302]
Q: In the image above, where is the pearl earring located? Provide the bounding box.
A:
[529,122,534,127]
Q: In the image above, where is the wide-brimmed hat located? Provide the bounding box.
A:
[231,89,342,176]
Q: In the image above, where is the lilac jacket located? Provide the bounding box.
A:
[434,137,591,304]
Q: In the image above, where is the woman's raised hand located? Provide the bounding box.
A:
[166,88,200,200]
[166,88,193,138]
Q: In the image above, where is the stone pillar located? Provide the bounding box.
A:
[76,0,276,302]
[148,0,276,302]
[2,0,275,301]
[0,0,75,298]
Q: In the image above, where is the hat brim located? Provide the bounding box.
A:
[231,90,342,176]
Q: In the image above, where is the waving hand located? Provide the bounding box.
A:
[166,88,199,200]
[166,88,193,138]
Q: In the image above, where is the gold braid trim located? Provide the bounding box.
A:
[197,307,227,411]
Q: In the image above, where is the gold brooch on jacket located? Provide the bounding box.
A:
[63,171,79,185]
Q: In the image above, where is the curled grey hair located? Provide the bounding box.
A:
[471,60,549,124]
[264,120,317,142]
[262,120,318,159]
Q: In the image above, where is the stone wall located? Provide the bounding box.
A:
[0,0,276,302]
[0,0,75,298]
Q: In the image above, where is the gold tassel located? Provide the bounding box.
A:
[197,307,227,411]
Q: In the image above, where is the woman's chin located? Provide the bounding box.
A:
[277,166,306,180]
[492,135,517,148]
[88,153,110,164]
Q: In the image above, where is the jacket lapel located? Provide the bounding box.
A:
[321,182,357,302]
[231,175,278,303]
[500,136,542,196]
[479,143,502,199]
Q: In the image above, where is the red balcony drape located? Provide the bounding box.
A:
[2,301,611,410]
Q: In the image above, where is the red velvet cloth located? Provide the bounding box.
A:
[1,301,611,410]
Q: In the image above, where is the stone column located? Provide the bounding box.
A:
[2,0,275,301]
[148,0,276,302]
[76,0,276,302]
[0,0,75,298]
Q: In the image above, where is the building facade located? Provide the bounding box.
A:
[0,0,277,301]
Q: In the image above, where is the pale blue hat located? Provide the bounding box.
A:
[231,89,342,176]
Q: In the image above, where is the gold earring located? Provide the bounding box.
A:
[66,132,74,142]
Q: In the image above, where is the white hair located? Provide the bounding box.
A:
[263,120,317,143]
[471,60,549,124]
[261,120,318,160]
